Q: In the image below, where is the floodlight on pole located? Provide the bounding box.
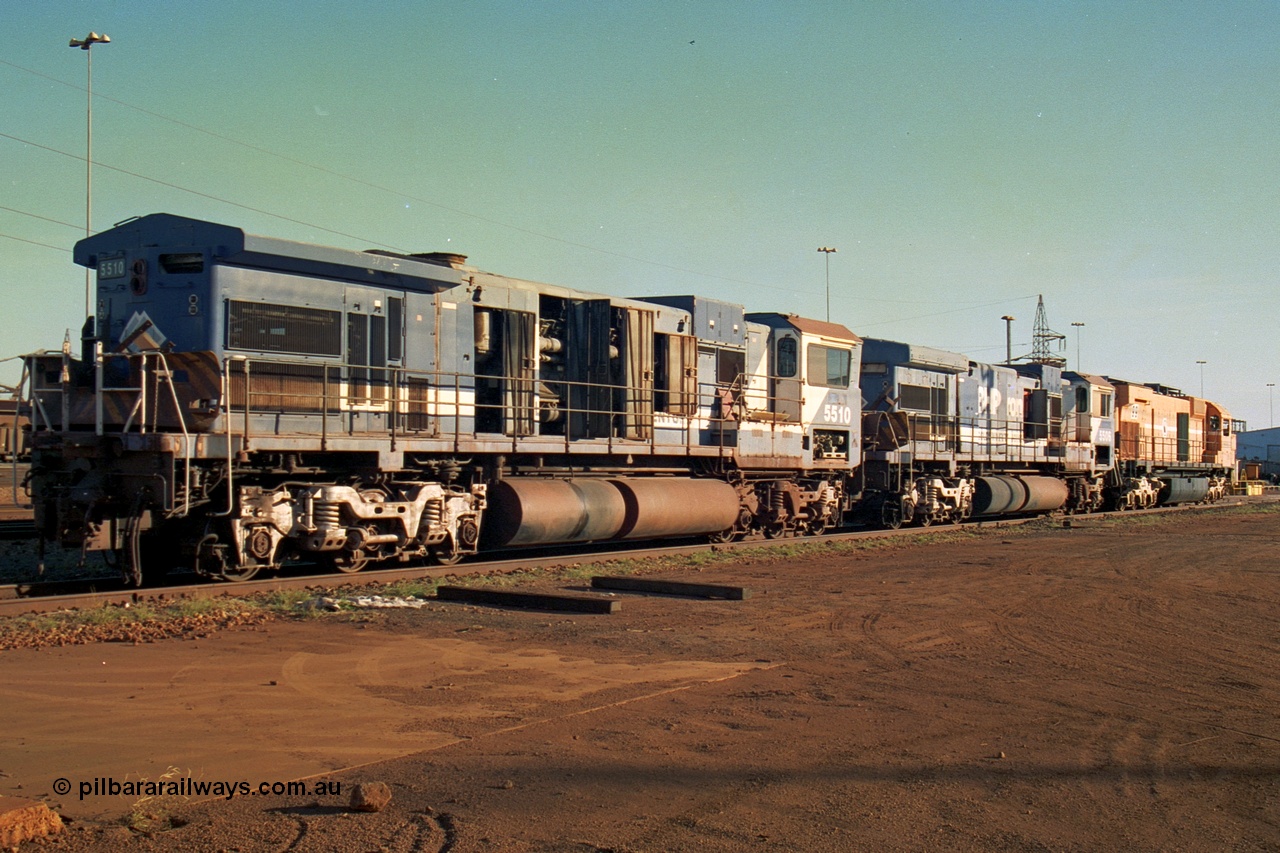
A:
[817,247,837,322]
[1070,322,1085,371]
[1268,383,1275,429]
[68,31,111,321]
[1001,315,1016,365]
[1196,360,1207,397]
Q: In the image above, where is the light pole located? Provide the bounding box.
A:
[1196,360,1207,397]
[1071,322,1085,372]
[817,247,836,322]
[69,31,110,321]
[1268,383,1275,429]
[1001,315,1015,365]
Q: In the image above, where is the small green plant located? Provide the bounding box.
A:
[122,765,191,835]
[377,578,440,599]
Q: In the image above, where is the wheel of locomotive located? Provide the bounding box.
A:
[762,521,790,539]
[326,551,370,574]
[917,510,934,528]
[217,564,261,582]
[879,497,903,530]
[429,532,464,567]
[801,514,829,536]
[707,526,737,544]
[713,507,752,542]
[194,529,259,582]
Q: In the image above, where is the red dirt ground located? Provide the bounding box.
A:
[2,506,1278,851]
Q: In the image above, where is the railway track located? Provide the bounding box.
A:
[0,498,1264,618]
[0,516,1048,616]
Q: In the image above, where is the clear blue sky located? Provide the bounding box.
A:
[3,2,1279,426]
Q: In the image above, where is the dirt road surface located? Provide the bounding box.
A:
[2,506,1278,851]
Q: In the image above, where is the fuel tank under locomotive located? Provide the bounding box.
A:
[483,478,741,547]
[972,476,1069,516]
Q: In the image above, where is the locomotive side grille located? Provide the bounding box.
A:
[226,301,342,357]
[225,363,331,413]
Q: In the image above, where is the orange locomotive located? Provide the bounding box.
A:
[1109,380,1234,509]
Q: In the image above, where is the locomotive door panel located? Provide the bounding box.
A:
[654,333,697,416]
[1177,412,1190,461]
[1024,389,1048,440]
[567,299,614,439]
[346,311,372,407]
[474,307,536,436]
[344,288,404,413]
[620,309,654,440]
[503,311,536,437]
[772,334,801,421]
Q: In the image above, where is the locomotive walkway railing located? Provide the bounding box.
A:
[865,409,1221,470]
[864,409,1071,466]
[217,356,801,460]
[22,346,199,514]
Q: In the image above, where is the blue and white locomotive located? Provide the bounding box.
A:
[22,213,1232,585]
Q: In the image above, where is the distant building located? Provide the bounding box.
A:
[1236,426,1280,480]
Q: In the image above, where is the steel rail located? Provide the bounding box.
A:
[0,498,1262,618]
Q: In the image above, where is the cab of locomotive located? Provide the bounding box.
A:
[78,217,219,355]
[1061,372,1116,472]
[1201,400,1235,469]
[859,338,966,461]
[742,313,862,469]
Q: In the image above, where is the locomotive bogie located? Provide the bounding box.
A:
[916,476,974,525]
[232,479,486,563]
[1115,475,1162,510]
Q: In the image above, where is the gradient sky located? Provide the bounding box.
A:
[4,2,1279,427]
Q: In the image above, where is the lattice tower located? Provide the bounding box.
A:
[1030,295,1066,367]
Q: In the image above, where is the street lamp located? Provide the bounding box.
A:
[1268,383,1275,429]
[1196,360,1207,397]
[1070,322,1085,372]
[69,31,111,321]
[1001,315,1015,365]
[817,247,837,322]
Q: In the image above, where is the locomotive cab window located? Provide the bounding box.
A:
[776,337,798,378]
[806,344,851,389]
[160,253,204,274]
[716,348,745,386]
